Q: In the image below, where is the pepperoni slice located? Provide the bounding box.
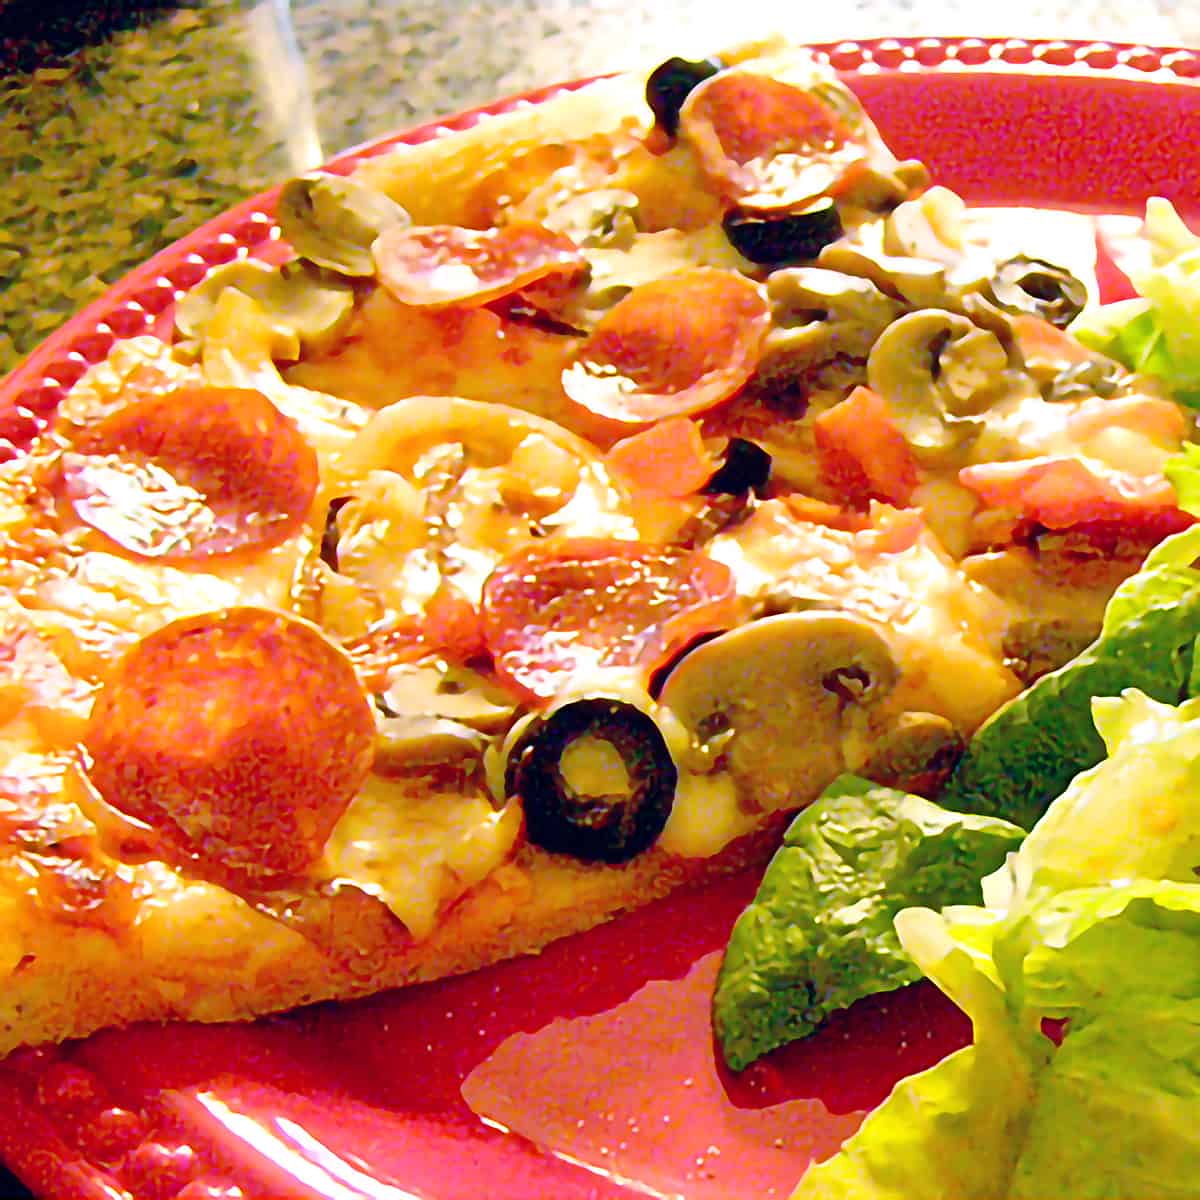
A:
[959,457,1193,534]
[83,608,376,883]
[481,538,740,699]
[372,221,586,308]
[562,269,769,425]
[61,386,318,562]
[678,71,866,210]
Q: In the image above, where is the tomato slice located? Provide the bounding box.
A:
[372,221,586,308]
[563,269,769,425]
[813,385,922,507]
[605,418,720,498]
[61,386,318,562]
[481,539,740,699]
[960,456,1193,533]
[678,70,866,210]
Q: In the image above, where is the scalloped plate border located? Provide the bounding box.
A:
[3,35,1198,458]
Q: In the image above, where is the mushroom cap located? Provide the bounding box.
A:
[866,307,1007,458]
[657,610,900,813]
[175,258,355,358]
[277,171,410,277]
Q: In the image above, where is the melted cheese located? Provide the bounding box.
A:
[321,773,521,941]
[27,539,307,637]
[709,501,1020,731]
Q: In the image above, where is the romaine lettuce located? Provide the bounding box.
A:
[1073,198,1200,406]
[792,691,1200,1200]
[712,776,1023,1070]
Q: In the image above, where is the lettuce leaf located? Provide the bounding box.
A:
[941,525,1200,828]
[712,776,1023,1070]
[790,692,1200,1200]
[1073,198,1200,406]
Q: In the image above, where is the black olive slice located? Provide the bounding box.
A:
[988,256,1088,329]
[320,496,351,571]
[722,199,843,266]
[646,56,723,137]
[506,698,677,863]
[703,438,772,496]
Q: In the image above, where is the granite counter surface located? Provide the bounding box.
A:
[1,0,1196,379]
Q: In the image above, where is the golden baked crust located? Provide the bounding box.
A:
[0,819,788,1055]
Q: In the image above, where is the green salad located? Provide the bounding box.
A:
[714,199,1200,1199]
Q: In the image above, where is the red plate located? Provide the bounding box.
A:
[1,36,1199,1200]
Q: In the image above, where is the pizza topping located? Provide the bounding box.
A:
[174,259,356,359]
[866,309,1008,460]
[604,417,720,498]
[277,171,410,277]
[678,68,867,212]
[813,384,922,507]
[481,538,740,700]
[645,55,724,138]
[987,256,1088,329]
[377,660,518,734]
[959,455,1191,533]
[703,437,772,496]
[721,197,843,266]
[62,385,319,562]
[372,222,587,308]
[505,696,677,862]
[83,607,376,884]
[374,714,489,779]
[656,611,899,813]
[848,711,966,798]
[562,268,770,424]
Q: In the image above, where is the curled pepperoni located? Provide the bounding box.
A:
[679,71,866,211]
[481,538,740,699]
[372,221,586,308]
[83,607,376,883]
[61,386,318,562]
[562,269,769,425]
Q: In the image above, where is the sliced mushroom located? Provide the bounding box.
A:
[277,172,410,277]
[845,710,965,798]
[750,267,903,395]
[818,241,947,309]
[657,611,900,813]
[378,661,518,733]
[882,186,974,269]
[374,714,489,776]
[866,308,1008,459]
[175,258,354,358]
[542,188,640,249]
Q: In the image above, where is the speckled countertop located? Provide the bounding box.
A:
[0,0,1196,381]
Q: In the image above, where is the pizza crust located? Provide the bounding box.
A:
[0,820,788,1056]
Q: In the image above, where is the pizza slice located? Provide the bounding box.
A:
[0,37,1191,1057]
